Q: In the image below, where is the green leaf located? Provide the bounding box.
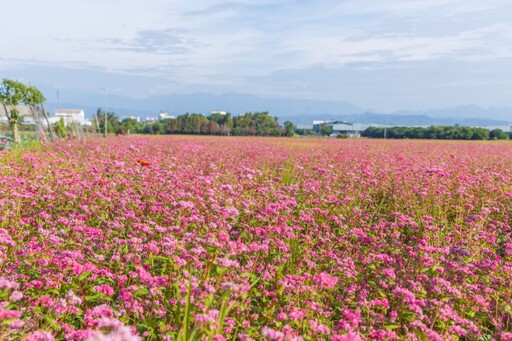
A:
[133,288,149,297]
[44,315,63,331]
[383,324,400,330]
[414,329,430,341]
[95,277,116,285]
[85,292,110,302]
[478,334,494,341]
[78,271,91,282]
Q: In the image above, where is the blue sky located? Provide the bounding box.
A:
[1,0,511,112]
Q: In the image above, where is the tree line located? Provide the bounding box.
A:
[361,126,510,140]
[102,111,297,137]
[3,80,507,143]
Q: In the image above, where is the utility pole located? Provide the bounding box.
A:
[101,87,108,137]
[94,111,100,136]
[353,114,356,137]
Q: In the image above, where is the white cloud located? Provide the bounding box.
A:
[1,0,511,109]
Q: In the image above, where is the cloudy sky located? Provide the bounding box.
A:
[1,0,511,111]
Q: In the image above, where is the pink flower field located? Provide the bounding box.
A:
[1,136,512,340]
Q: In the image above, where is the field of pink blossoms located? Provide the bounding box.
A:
[1,136,512,340]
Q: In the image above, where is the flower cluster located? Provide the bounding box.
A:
[0,137,512,339]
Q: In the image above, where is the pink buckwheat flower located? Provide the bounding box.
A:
[314,272,338,289]
[331,332,362,341]
[9,290,24,302]
[86,325,141,341]
[25,331,55,341]
[262,326,284,340]
[66,290,83,305]
[94,284,115,296]
[0,277,19,290]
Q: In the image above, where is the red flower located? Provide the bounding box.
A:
[137,159,150,167]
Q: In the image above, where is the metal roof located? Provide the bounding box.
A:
[0,105,33,117]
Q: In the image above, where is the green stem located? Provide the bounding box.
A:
[181,275,193,340]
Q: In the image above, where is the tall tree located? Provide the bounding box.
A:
[319,123,332,136]
[208,120,219,135]
[122,118,141,135]
[23,85,54,140]
[224,114,233,133]
[284,120,295,137]
[490,128,508,140]
[54,117,67,139]
[0,79,27,143]
[96,110,121,134]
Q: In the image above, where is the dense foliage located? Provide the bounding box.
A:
[103,112,285,137]
[361,126,509,140]
[0,79,51,143]
[1,137,512,340]
[96,111,509,141]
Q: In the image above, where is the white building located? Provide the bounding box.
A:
[300,120,389,137]
[211,110,227,115]
[159,112,175,120]
[51,109,91,126]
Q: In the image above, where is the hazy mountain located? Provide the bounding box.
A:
[393,105,512,122]
[45,92,364,118]
[43,91,512,127]
[287,113,509,126]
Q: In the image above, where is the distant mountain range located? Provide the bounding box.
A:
[286,113,509,126]
[43,91,512,127]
